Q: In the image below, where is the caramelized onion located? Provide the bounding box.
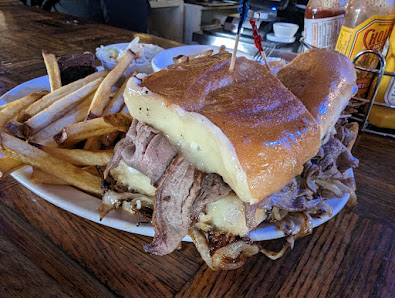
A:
[260,242,291,260]
[122,196,153,215]
[99,190,153,220]
[211,241,259,270]
[189,228,213,269]
[190,228,259,270]
[316,179,343,197]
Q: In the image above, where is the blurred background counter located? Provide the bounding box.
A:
[21,0,307,56]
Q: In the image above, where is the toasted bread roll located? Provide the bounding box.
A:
[124,53,321,204]
[277,48,357,139]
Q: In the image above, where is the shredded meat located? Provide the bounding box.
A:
[335,123,355,148]
[246,121,359,230]
[257,179,324,212]
[307,136,358,180]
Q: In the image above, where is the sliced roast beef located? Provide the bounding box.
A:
[145,155,205,255]
[190,173,231,222]
[105,117,359,256]
[104,119,231,255]
[303,123,358,191]
[310,136,358,179]
[145,155,231,255]
[104,119,177,186]
[245,121,359,226]
[335,123,356,148]
[244,204,260,230]
[252,179,323,212]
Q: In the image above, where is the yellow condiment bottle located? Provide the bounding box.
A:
[368,28,395,129]
[335,0,395,98]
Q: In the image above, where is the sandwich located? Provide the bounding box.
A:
[100,48,359,270]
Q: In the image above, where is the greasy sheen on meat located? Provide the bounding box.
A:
[104,119,230,255]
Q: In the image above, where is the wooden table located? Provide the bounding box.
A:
[0,4,394,297]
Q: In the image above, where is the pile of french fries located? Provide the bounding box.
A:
[0,49,137,197]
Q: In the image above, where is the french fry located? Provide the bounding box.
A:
[35,145,113,166]
[84,86,131,150]
[0,91,48,127]
[42,50,62,91]
[5,121,24,138]
[31,165,102,185]
[173,55,188,64]
[29,95,92,145]
[83,69,134,150]
[23,78,103,136]
[0,91,48,111]
[87,49,136,119]
[102,73,133,115]
[190,50,214,60]
[31,166,103,184]
[54,113,132,147]
[23,70,108,120]
[13,106,32,123]
[0,130,102,196]
[98,113,132,148]
[84,75,131,150]
[81,165,104,177]
[30,167,67,185]
[173,50,213,64]
[101,113,133,127]
[0,156,25,179]
[83,137,102,151]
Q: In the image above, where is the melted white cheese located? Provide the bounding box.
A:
[125,77,253,203]
[110,160,156,196]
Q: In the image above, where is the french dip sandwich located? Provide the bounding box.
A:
[101,48,359,270]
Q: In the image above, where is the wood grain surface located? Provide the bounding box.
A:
[0,4,394,297]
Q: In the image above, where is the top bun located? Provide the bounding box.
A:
[277,48,357,139]
[124,53,321,204]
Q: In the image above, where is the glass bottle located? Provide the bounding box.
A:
[304,0,347,50]
[335,0,395,98]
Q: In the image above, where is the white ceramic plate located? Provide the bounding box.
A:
[0,76,350,242]
[151,45,253,72]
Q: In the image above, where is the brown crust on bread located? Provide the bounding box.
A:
[140,54,321,202]
[277,48,357,139]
